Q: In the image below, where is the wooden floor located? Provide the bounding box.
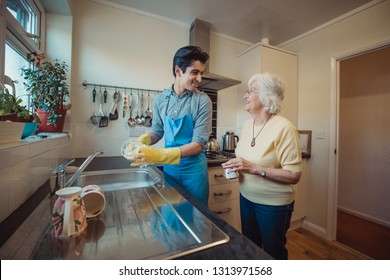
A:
[286,227,370,260]
[337,210,390,259]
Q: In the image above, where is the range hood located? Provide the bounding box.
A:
[190,18,241,91]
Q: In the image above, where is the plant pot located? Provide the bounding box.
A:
[16,114,35,123]
[0,112,18,122]
[21,122,38,139]
[36,108,67,132]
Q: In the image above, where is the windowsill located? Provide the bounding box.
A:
[0,132,69,150]
[22,132,69,142]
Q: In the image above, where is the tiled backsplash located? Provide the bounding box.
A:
[0,135,71,223]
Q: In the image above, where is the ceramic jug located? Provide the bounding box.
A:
[51,186,87,238]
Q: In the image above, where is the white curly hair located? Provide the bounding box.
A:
[248,72,285,114]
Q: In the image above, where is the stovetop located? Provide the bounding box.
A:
[205,151,236,163]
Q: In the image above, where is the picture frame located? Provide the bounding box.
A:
[298,130,312,159]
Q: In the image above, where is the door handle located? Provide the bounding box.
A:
[213,207,232,215]
[213,190,232,196]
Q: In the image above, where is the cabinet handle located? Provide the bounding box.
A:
[214,174,224,178]
[213,190,232,196]
[213,207,232,214]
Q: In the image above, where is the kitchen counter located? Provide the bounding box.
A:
[73,157,271,260]
[0,156,272,260]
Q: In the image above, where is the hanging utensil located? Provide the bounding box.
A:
[122,89,129,118]
[99,87,109,127]
[144,92,152,127]
[109,89,120,120]
[127,92,136,127]
[90,86,99,125]
[134,91,141,124]
[145,92,152,117]
[139,92,146,125]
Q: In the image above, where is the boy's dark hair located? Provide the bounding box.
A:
[172,46,209,77]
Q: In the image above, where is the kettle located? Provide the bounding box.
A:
[222,132,239,152]
[205,132,220,152]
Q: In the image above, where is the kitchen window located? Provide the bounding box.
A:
[7,0,38,37]
[0,0,45,102]
[5,41,30,105]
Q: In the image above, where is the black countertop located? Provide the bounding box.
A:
[73,156,272,260]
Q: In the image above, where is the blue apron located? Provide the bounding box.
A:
[163,113,209,205]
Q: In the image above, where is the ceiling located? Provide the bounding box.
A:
[42,0,376,45]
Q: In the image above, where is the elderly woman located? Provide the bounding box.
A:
[222,72,302,260]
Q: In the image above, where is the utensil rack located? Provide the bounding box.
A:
[82,80,161,94]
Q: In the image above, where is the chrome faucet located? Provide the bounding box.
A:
[50,149,104,195]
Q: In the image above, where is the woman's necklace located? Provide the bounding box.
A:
[251,115,271,147]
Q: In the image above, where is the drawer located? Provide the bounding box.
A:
[209,199,241,232]
[208,182,240,204]
[208,166,238,185]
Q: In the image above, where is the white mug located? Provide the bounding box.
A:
[223,168,239,179]
[81,185,106,218]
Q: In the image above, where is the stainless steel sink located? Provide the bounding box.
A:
[72,168,163,192]
[31,167,229,260]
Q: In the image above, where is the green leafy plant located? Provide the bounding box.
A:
[0,86,39,121]
[21,58,70,125]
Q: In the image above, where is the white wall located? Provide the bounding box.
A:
[66,0,249,157]
[281,0,390,234]
[210,33,251,144]
[45,13,73,132]
[68,0,187,156]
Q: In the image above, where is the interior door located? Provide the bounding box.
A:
[337,45,390,259]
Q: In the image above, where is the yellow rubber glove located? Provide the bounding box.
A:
[137,134,152,146]
[132,146,181,165]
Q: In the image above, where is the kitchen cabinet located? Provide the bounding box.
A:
[236,43,298,126]
[208,166,241,232]
[0,134,71,223]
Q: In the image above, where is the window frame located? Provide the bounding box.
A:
[0,0,45,85]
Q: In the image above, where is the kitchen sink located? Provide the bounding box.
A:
[72,167,163,192]
[31,167,229,260]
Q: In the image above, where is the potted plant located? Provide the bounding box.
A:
[21,53,71,132]
[0,86,39,122]
[0,85,41,139]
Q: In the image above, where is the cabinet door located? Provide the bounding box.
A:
[209,199,241,232]
[237,43,298,126]
[209,182,240,204]
[261,46,298,125]
[208,166,239,186]
[208,166,241,232]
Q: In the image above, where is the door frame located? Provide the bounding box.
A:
[327,39,390,240]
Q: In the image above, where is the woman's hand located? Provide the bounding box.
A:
[221,157,254,173]
[222,157,301,184]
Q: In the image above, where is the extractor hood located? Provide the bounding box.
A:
[190,18,241,91]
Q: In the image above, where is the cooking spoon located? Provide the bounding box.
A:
[139,92,146,125]
[134,92,141,124]
[144,92,152,127]
[145,92,152,117]
[127,92,136,127]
